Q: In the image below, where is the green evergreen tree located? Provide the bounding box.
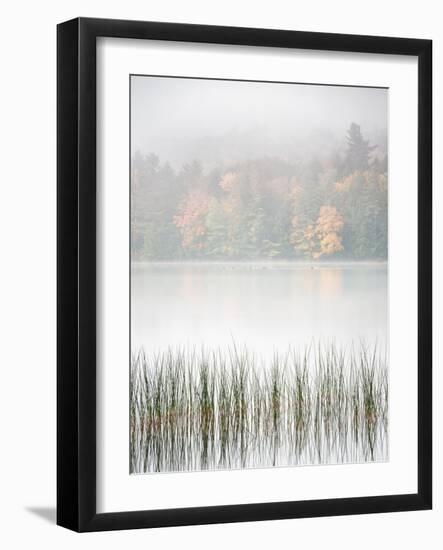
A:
[344,123,376,174]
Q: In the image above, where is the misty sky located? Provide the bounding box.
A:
[131,76,387,168]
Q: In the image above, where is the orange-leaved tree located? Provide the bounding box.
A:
[173,191,211,253]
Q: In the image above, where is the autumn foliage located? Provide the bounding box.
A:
[173,191,211,250]
[131,124,387,261]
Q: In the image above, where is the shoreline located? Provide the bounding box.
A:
[131,259,388,269]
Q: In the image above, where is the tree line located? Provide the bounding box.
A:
[131,123,388,261]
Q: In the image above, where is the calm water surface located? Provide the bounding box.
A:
[131,262,387,360]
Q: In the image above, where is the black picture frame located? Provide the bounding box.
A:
[57,17,432,532]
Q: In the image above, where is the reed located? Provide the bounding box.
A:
[130,343,388,474]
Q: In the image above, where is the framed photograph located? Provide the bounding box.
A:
[57,17,432,531]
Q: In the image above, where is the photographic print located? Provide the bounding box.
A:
[57,18,432,531]
[129,76,389,475]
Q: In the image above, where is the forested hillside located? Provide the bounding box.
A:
[131,123,388,261]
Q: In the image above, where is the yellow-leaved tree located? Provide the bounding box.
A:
[313,206,344,259]
[292,205,344,260]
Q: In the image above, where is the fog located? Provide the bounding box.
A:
[131,76,387,168]
[132,263,387,361]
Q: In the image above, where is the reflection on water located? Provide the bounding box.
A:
[319,268,342,296]
[131,262,388,361]
[130,343,388,473]
[130,262,388,473]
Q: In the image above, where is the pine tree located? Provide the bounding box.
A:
[344,123,376,174]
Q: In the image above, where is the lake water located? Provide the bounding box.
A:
[131,262,388,360]
[130,262,388,472]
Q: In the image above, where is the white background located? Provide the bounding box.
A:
[0,0,441,548]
